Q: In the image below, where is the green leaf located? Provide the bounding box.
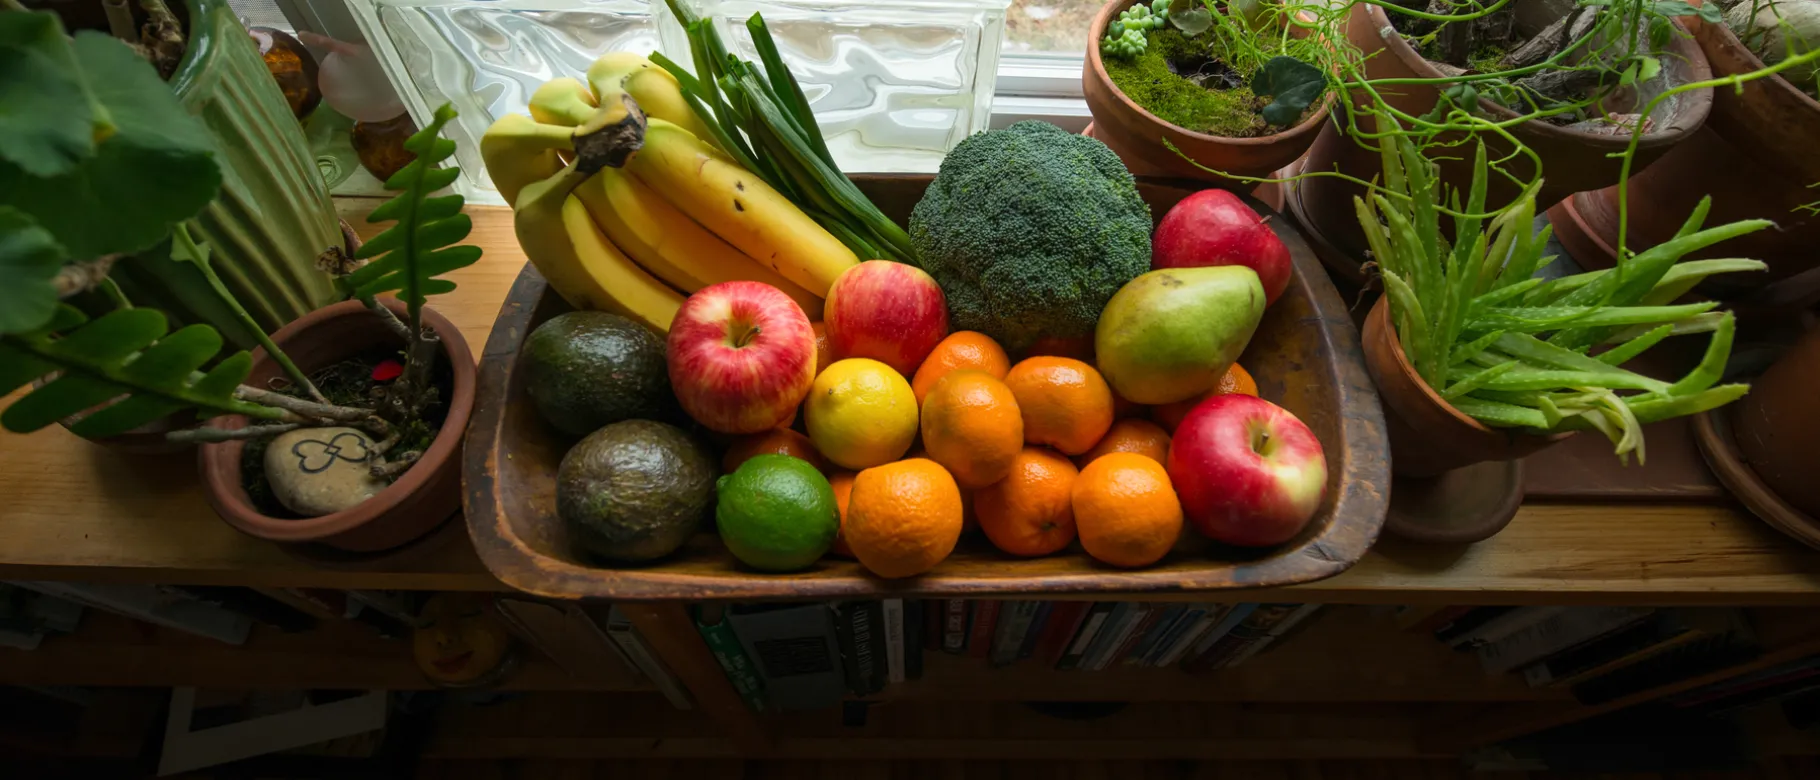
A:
[1251,56,1327,127]
[0,305,276,436]
[347,104,477,317]
[0,32,220,259]
[0,12,95,178]
[0,207,65,335]
[1170,7,1213,35]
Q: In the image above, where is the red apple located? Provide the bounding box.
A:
[1152,189,1293,307]
[667,281,817,434]
[1168,394,1327,546]
[823,260,949,376]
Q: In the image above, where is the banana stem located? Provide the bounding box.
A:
[174,222,328,404]
[572,95,649,174]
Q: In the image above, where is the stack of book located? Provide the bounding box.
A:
[692,600,1325,712]
[1400,605,1761,705]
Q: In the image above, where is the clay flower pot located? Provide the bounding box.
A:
[1730,325,1820,518]
[1550,20,1820,295]
[199,298,475,552]
[1288,2,1713,283]
[1082,0,1333,181]
[1362,298,1570,477]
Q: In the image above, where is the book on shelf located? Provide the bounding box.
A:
[941,599,969,655]
[904,600,925,680]
[1520,609,1752,689]
[1180,603,1256,669]
[159,586,316,633]
[1016,602,1055,662]
[1099,603,1163,670]
[726,603,845,712]
[1077,603,1138,671]
[494,596,642,688]
[0,584,83,649]
[1034,602,1091,668]
[1568,627,1764,706]
[1477,606,1655,675]
[989,601,1043,667]
[1183,603,1319,672]
[1443,607,1570,651]
[1156,604,1233,668]
[13,581,252,645]
[1122,605,1186,667]
[602,606,695,710]
[882,599,907,684]
[966,600,1000,660]
[1433,607,1517,646]
[1660,653,1820,712]
[1056,602,1118,671]
[695,604,771,712]
[830,601,884,698]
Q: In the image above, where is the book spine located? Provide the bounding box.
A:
[607,614,694,710]
[1145,605,1206,667]
[1035,602,1091,668]
[1183,604,1255,665]
[990,602,1039,667]
[1158,605,1227,668]
[1224,604,1322,668]
[1056,603,1116,670]
[967,601,1001,659]
[698,613,769,712]
[883,598,907,684]
[1540,627,1703,689]
[1449,607,1569,650]
[1082,604,1140,671]
[1018,602,1054,661]
[923,597,943,651]
[1434,607,1516,645]
[1107,605,1165,668]
[1478,607,1654,674]
[904,600,925,680]
[942,599,970,654]
[1124,606,1185,667]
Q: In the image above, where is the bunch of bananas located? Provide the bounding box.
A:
[481,53,860,334]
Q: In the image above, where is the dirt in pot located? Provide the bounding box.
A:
[239,347,452,518]
[1106,28,1315,137]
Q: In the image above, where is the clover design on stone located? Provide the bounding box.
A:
[290,432,374,474]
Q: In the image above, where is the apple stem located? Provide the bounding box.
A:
[733,324,761,348]
[1251,427,1272,456]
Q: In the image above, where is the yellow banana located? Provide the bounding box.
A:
[528,77,598,126]
[573,167,825,319]
[625,118,858,296]
[586,52,716,144]
[480,113,570,206]
[514,164,682,333]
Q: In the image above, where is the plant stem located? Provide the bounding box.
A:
[53,255,121,298]
[233,385,373,423]
[174,222,328,404]
[166,423,301,443]
[0,0,30,12]
[97,278,132,311]
[103,0,137,41]
[361,295,412,342]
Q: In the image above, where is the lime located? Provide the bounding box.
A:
[805,358,919,470]
[715,453,839,572]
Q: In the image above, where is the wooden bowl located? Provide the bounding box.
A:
[463,175,1389,600]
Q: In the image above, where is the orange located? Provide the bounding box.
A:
[1004,357,1115,456]
[722,428,826,474]
[920,371,1024,488]
[911,331,1011,407]
[1073,453,1183,568]
[1075,418,1171,469]
[975,447,1078,557]
[811,322,833,377]
[1151,363,1258,433]
[844,458,964,578]
[828,471,856,558]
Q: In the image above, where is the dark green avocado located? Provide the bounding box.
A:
[557,419,715,563]
[523,311,673,437]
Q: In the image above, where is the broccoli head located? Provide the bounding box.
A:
[908,121,1152,352]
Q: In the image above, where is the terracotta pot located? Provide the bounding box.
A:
[1082,0,1333,182]
[1731,325,1820,518]
[1549,20,1820,295]
[1362,298,1570,477]
[1291,3,1714,282]
[199,299,475,552]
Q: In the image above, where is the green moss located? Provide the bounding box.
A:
[1105,29,1268,138]
[1467,43,1509,73]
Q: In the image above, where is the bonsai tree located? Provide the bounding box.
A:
[0,7,477,478]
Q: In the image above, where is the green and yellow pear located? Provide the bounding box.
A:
[1094,266,1266,405]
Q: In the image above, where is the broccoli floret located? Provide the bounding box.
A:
[908,121,1151,352]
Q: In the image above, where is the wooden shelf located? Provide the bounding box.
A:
[3,203,1819,604]
[882,607,1565,703]
[0,610,649,692]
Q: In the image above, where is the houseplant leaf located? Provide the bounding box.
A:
[0,207,64,335]
[0,32,220,259]
[1251,56,1327,127]
[346,104,478,320]
[0,11,95,178]
[1169,7,1213,35]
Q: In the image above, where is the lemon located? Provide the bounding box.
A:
[806,358,918,470]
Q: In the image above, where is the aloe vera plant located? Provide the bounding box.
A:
[1357,132,1763,463]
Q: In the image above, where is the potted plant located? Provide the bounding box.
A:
[1083,0,1337,180]
[1356,130,1761,479]
[1551,0,1820,295]
[0,9,478,552]
[11,0,345,352]
[1288,0,1716,282]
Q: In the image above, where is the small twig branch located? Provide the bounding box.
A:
[370,451,420,479]
[137,0,186,79]
[54,255,122,298]
[166,423,301,444]
[103,0,137,41]
[361,296,413,342]
[234,385,374,422]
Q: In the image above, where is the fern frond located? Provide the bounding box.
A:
[0,305,282,438]
[344,104,479,329]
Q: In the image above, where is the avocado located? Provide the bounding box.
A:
[523,311,673,437]
[557,419,715,563]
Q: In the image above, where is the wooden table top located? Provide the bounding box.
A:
[3,204,1816,604]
